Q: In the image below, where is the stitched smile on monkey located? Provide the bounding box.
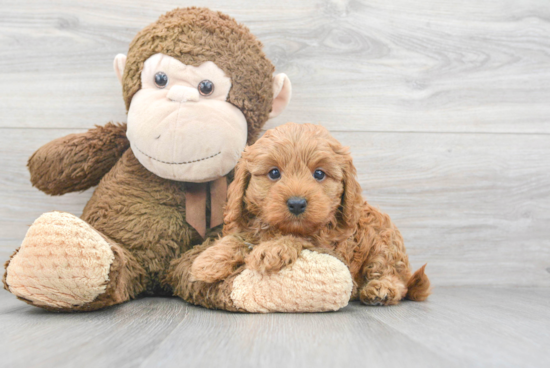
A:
[122,53,247,183]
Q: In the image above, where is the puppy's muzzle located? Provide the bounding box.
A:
[287,197,307,215]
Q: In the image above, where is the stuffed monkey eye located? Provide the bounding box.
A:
[198,80,214,96]
[313,169,326,181]
[268,168,281,181]
[154,72,168,88]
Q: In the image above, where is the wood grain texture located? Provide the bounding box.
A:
[0,1,549,286]
[0,0,549,132]
[2,1,549,367]
[0,294,191,368]
[0,129,92,252]
[1,287,549,368]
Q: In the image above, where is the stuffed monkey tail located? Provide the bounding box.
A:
[405,264,431,301]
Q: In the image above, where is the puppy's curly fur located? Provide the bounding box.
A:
[191,123,431,306]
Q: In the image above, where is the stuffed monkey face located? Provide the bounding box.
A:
[115,52,291,183]
[113,8,292,183]
[119,53,248,182]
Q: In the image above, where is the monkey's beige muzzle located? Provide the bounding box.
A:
[167,85,200,103]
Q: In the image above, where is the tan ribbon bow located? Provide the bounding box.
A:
[185,176,228,239]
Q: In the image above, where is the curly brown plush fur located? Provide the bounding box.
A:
[28,123,130,196]
[3,8,278,311]
[173,123,431,309]
[165,238,246,312]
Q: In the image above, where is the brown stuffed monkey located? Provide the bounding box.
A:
[2,8,299,312]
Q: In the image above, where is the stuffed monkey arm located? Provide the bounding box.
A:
[28,122,129,195]
[173,235,354,313]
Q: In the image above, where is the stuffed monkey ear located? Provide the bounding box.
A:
[269,73,292,119]
[113,54,127,85]
[222,160,251,235]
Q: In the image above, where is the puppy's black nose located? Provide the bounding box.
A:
[287,197,307,215]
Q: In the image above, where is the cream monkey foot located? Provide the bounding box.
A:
[5,212,114,309]
[231,249,353,313]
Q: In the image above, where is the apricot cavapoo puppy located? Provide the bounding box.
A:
[174,123,430,312]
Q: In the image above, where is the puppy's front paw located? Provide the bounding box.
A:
[245,237,304,274]
[190,236,247,283]
[360,276,407,306]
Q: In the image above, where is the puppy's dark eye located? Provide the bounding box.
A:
[313,169,326,181]
[198,80,214,96]
[268,168,281,180]
[154,72,168,88]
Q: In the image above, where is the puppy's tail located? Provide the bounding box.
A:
[405,264,431,301]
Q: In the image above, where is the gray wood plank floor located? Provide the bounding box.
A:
[1,1,550,367]
[1,287,549,368]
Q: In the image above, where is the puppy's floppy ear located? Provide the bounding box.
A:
[223,158,251,234]
[339,150,364,230]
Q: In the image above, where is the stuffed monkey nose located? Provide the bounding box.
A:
[167,85,200,103]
